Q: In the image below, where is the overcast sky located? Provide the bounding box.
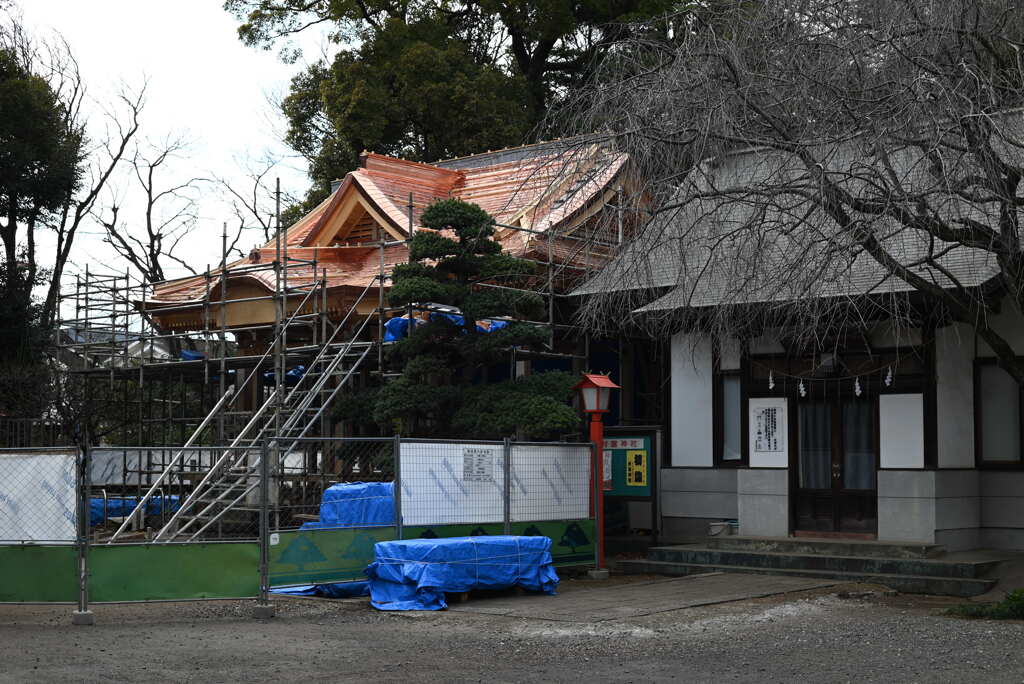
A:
[17,1,332,285]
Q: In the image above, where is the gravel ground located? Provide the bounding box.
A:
[0,578,1022,683]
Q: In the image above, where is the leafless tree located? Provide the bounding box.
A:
[214,153,302,258]
[216,153,285,246]
[1,10,149,326]
[559,0,1024,381]
[40,81,146,324]
[99,136,211,283]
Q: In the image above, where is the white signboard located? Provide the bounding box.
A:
[749,398,788,468]
[0,451,77,542]
[462,447,494,482]
[398,442,590,526]
[399,442,505,525]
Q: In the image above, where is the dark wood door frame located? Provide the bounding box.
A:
[790,391,879,536]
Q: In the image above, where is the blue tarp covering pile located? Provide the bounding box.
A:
[366,535,559,610]
[384,313,509,342]
[300,481,394,529]
[271,581,369,598]
[89,495,180,526]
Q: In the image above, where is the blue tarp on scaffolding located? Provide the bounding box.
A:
[89,495,181,526]
[300,481,395,529]
[365,535,559,610]
[383,313,509,342]
[261,365,307,387]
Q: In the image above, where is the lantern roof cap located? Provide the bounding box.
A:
[573,373,620,390]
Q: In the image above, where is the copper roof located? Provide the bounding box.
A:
[148,141,626,312]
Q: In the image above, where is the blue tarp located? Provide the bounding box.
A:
[365,535,559,611]
[384,313,509,342]
[261,365,306,387]
[179,349,206,361]
[89,495,180,526]
[270,581,370,598]
[300,481,394,530]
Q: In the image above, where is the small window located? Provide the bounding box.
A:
[979,364,1021,463]
[721,375,742,462]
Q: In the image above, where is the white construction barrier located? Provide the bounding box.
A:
[0,450,77,542]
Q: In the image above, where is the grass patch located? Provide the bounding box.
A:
[947,588,1024,619]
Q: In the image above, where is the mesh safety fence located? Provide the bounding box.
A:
[0,448,79,543]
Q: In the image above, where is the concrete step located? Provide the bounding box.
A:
[648,546,1001,580]
[692,535,945,559]
[618,559,996,597]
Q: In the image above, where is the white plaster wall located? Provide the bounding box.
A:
[879,394,924,469]
[670,332,714,467]
[935,323,975,468]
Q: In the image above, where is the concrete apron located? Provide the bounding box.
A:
[447,573,839,623]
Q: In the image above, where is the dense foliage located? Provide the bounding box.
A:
[224,0,673,214]
[0,262,52,418]
[335,198,578,438]
[0,45,82,303]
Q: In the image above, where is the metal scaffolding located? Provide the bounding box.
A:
[55,191,617,541]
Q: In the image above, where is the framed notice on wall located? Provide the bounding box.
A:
[748,397,788,468]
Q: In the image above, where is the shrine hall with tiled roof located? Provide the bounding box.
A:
[142,140,627,332]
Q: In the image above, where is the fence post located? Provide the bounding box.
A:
[393,435,402,539]
[503,437,511,535]
[254,439,274,619]
[72,440,94,626]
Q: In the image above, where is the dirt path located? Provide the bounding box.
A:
[0,576,1021,683]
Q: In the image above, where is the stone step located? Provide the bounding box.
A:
[617,559,996,597]
[692,535,945,559]
[648,546,1001,579]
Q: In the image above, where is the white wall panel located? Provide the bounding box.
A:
[670,332,713,466]
[880,394,924,469]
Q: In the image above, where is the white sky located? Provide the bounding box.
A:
[17,1,333,287]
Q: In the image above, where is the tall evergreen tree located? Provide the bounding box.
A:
[224,1,674,215]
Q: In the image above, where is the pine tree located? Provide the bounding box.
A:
[337,198,578,439]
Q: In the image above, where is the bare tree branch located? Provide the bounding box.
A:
[98,135,210,284]
[557,0,1024,381]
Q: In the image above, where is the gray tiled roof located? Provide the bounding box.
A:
[574,116,1023,314]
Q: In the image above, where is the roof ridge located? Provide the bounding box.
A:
[360,151,461,176]
[433,137,588,164]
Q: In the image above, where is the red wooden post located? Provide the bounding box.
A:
[590,412,606,569]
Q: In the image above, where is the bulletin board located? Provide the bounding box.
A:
[601,435,652,497]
